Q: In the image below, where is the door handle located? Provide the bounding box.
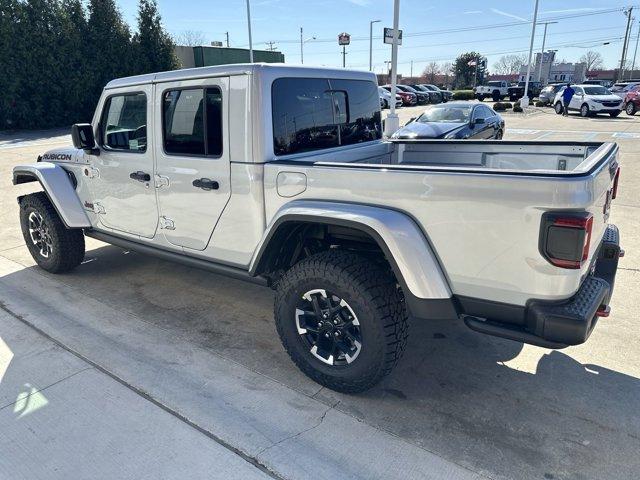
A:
[192,178,219,191]
[130,171,151,182]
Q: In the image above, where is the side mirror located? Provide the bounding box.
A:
[407,117,416,124]
[473,117,485,125]
[71,123,99,154]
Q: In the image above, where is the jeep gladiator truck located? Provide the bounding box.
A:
[475,81,509,101]
[13,64,622,393]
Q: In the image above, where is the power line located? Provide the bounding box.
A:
[238,6,633,47]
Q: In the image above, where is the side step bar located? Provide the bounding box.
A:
[84,230,269,287]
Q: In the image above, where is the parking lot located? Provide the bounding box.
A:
[1,109,640,479]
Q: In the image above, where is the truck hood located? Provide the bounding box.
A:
[40,146,81,163]
[392,121,464,139]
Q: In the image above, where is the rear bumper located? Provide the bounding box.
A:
[464,224,621,348]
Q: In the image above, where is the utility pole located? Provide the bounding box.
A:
[521,0,540,109]
[384,0,401,137]
[631,20,640,79]
[410,60,413,78]
[300,28,304,64]
[369,19,381,71]
[265,41,276,51]
[536,21,557,83]
[225,32,229,48]
[246,0,254,62]
[619,7,633,80]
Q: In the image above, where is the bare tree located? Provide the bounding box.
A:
[175,30,206,46]
[422,61,440,83]
[579,50,604,72]
[440,61,453,86]
[493,54,527,74]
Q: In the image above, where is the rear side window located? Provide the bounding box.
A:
[101,93,147,152]
[162,87,222,156]
[272,78,381,156]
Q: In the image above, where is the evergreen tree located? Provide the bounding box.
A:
[86,0,133,106]
[133,0,177,75]
[0,0,19,128]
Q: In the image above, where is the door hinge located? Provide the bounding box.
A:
[155,174,170,188]
[83,166,100,179]
[93,202,106,215]
[159,216,175,230]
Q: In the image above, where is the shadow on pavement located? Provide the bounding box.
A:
[2,243,639,479]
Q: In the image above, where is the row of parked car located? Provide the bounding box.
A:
[378,84,453,109]
[540,81,640,117]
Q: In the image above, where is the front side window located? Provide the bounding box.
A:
[272,78,381,156]
[101,93,147,152]
[162,87,222,156]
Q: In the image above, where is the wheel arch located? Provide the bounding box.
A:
[250,201,456,319]
[13,162,91,229]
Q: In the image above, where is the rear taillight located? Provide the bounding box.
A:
[611,167,620,199]
[539,212,594,269]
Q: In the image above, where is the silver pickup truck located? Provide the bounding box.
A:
[13,64,622,393]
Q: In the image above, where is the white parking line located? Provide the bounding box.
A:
[508,128,640,139]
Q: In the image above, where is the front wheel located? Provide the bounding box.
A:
[580,104,590,117]
[626,102,637,116]
[495,129,504,140]
[609,110,621,117]
[19,192,85,273]
[554,102,564,114]
[274,251,408,393]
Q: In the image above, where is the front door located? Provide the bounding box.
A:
[154,78,231,251]
[88,85,158,238]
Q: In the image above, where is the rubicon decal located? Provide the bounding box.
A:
[42,153,72,161]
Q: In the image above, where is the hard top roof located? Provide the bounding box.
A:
[105,63,376,89]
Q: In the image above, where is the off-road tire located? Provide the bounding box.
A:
[19,192,85,273]
[274,250,408,393]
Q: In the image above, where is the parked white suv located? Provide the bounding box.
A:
[378,86,402,109]
[554,84,624,117]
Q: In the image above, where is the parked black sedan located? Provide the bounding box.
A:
[391,102,504,139]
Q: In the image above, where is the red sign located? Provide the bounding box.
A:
[338,33,351,46]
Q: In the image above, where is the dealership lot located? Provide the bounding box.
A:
[1,110,639,480]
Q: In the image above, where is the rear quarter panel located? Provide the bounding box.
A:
[263,156,616,307]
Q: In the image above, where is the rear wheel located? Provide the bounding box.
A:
[554,102,564,114]
[626,102,637,116]
[19,192,85,273]
[492,90,501,102]
[274,250,408,393]
[608,110,620,117]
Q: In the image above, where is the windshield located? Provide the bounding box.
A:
[423,85,438,91]
[583,86,611,95]
[488,81,503,87]
[417,105,471,124]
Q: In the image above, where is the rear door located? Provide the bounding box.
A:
[88,86,158,237]
[154,77,231,251]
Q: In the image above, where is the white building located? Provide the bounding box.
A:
[519,51,587,85]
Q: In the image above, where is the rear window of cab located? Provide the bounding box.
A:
[271,78,382,157]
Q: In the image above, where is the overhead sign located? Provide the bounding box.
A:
[383,28,402,45]
[338,33,351,46]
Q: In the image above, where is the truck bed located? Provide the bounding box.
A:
[265,140,619,309]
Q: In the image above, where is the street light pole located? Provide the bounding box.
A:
[536,21,557,84]
[521,0,540,109]
[299,29,316,65]
[631,20,640,79]
[246,0,254,62]
[384,0,401,137]
[619,7,633,80]
[369,19,381,71]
